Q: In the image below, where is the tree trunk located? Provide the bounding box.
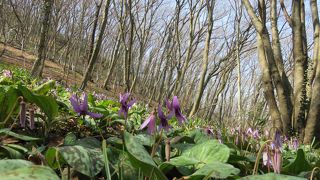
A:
[31,0,53,77]
[189,0,215,118]
[80,0,111,90]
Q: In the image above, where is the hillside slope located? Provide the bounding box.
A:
[0,43,125,101]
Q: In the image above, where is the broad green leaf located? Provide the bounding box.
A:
[58,145,104,177]
[124,131,167,180]
[64,132,77,146]
[189,161,240,180]
[0,129,39,141]
[0,165,59,180]
[0,145,24,159]
[45,147,65,169]
[0,87,18,122]
[282,149,312,175]
[169,140,230,168]
[240,173,307,180]
[0,159,33,171]
[33,80,55,95]
[135,134,155,147]
[76,137,101,149]
[18,85,58,120]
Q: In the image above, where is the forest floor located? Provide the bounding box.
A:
[0,43,149,103]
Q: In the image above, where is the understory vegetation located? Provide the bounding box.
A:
[0,65,319,179]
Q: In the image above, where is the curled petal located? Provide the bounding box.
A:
[140,116,151,130]
[172,96,186,123]
[120,93,130,104]
[80,93,89,112]
[165,99,173,111]
[70,95,81,113]
[87,111,103,119]
[127,99,136,108]
[147,116,156,134]
[20,101,26,128]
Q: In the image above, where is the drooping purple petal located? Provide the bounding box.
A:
[80,93,89,112]
[20,101,26,128]
[87,111,103,119]
[127,99,136,108]
[120,93,130,104]
[165,99,173,111]
[158,105,171,131]
[274,130,282,148]
[272,149,282,173]
[140,114,156,134]
[172,96,186,124]
[252,130,260,139]
[69,94,81,113]
[147,116,156,134]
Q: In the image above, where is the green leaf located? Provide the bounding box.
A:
[282,149,312,175]
[64,132,77,146]
[33,80,55,95]
[0,159,33,171]
[168,140,230,168]
[240,173,307,180]
[0,165,60,180]
[0,145,24,159]
[45,147,65,169]
[135,134,155,147]
[76,137,101,149]
[189,161,240,180]
[0,128,39,141]
[124,131,167,180]
[58,145,104,177]
[18,85,58,120]
[0,87,18,122]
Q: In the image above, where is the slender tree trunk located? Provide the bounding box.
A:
[80,0,111,90]
[31,0,53,77]
[292,0,308,136]
[189,0,215,118]
[304,0,320,143]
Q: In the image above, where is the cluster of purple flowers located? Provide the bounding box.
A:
[2,70,12,78]
[140,96,187,134]
[69,93,103,119]
[93,91,108,101]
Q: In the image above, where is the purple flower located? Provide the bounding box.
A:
[272,149,282,173]
[119,93,136,119]
[252,130,260,139]
[20,101,26,127]
[140,113,156,134]
[273,130,282,149]
[263,150,272,167]
[69,93,103,119]
[158,105,171,131]
[246,128,253,136]
[205,128,214,136]
[289,137,299,150]
[166,96,187,124]
[3,70,12,78]
[270,130,282,174]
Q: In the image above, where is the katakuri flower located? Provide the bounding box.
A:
[69,93,103,119]
[158,105,171,131]
[140,112,156,134]
[2,70,12,78]
[119,93,136,119]
[166,96,187,124]
[271,130,282,174]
